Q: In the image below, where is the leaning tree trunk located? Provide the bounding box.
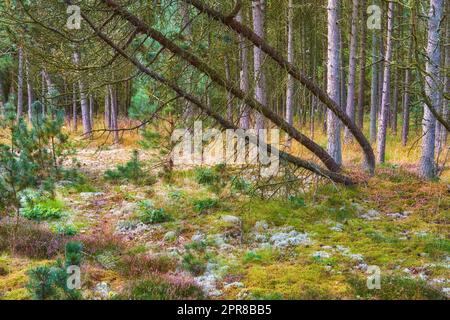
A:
[344,0,359,143]
[327,0,342,165]
[420,0,443,180]
[73,52,92,137]
[181,0,376,173]
[237,10,250,130]
[17,46,24,121]
[285,0,295,148]
[252,0,267,131]
[99,0,342,172]
[377,1,394,164]
[83,14,356,185]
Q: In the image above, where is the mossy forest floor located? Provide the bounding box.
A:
[0,144,449,300]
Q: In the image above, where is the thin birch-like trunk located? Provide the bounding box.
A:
[420,0,443,179]
[327,0,342,165]
[285,0,295,147]
[17,47,24,121]
[252,0,266,131]
[344,0,359,143]
[377,1,394,163]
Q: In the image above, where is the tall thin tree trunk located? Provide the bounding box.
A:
[327,0,342,165]
[285,0,295,147]
[17,46,24,121]
[180,1,194,124]
[435,10,449,158]
[41,71,46,117]
[377,1,394,163]
[104,86,111,129]
[109,85,120,144]
[357,0,367,130]
[237,10,250,130]
[72,83,78,132]
[420,0,443,179]
[25,57,33,121]
[369,32,379,143]
[402,34,413,147]
[0,79,5,117]
[73,52,92,137]
[224,54,234,122]
[441,11,449,148]
[252,0,267,131]
[344,0,359,143]
[89,94,94,129]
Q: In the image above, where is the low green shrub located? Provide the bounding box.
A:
[140,208,173,224]
[21,204,63,221]
[104,150,155,185]
[195,167,220,186]
[288,195,306,208]
[231,176,251,193]
[181,252,207,276]
[193,198,219,214]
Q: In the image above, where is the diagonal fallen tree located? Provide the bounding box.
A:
[183,0,376,175]
[99,0,342,173]
[77,8,356,186]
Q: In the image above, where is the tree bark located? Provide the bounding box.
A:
[73,52,92,137]
[285,0,295,147]
[224,54,234,122]
[236,10,250,130]
[327,0,342,165]
[402,34,413,147]
[104,86,111,129]
[377,1,394,163]
[252,0,266,131]
[109,84,120,144]
[17,46,24,121]
[89,93,94,129]
[344,0,359,143]
[420,0,443,179]
[369,32,379,144]
[357,0,367,130]
[72,83,77,132]
[25,57,33,121]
